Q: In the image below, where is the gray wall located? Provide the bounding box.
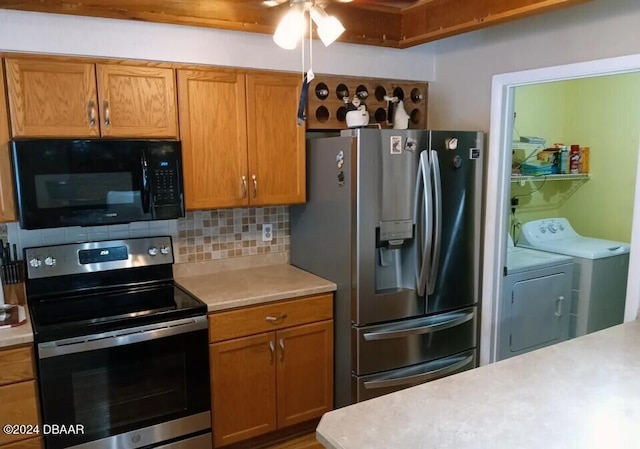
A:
[428,0,640,131]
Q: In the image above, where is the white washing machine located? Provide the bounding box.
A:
[497,236,573,361]
[518,218,630,338]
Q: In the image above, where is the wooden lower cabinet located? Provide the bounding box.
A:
[210,332,277,447]
[209,294,334,448]
[276,321,333,429]
[0,346,40,448]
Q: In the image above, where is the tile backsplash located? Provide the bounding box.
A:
[175,206,289,263]
[5,206,290,264]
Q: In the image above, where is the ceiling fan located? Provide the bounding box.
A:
[268,0,420,49]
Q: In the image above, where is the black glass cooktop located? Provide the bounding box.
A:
[29,283,206,342]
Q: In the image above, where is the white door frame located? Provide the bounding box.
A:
[480,54,640,365]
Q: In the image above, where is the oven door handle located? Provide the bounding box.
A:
[37,316,207,359]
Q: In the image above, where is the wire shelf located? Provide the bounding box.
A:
[511,173,590,183]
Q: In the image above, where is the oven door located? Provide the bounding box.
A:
[36,316,211,449]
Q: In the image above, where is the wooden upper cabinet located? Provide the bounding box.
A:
[96,65,178,138]
[177,69,248,210]
[0,61,17,222]
[4,58,178,139]
[246,72,305,206]
[5,58,99,137]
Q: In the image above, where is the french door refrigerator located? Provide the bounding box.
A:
[291,129,484,407]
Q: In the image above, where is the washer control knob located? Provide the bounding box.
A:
[160,246,170,255]
[548,224,557,233]
[559,224,565,231]
[29,257,42,268]
[148,247,158,256]
[44,256,56,267]
[539,226,546,234]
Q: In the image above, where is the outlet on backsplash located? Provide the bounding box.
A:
[262,223,273,242]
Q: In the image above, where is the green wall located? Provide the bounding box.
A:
[511,73,640,243]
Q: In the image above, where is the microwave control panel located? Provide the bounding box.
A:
[153,163,179,205]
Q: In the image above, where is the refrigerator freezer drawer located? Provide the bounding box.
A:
[353,306,477,375]
[352,349,476,402]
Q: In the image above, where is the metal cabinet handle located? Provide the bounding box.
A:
[252,175,257,198]
[279,338,285,362]
[265,313,288,323]
[103,100,110,127]
[88,100,96,127]
[241,176,248,198]
[269,340,275,364]
[556,295,564,317]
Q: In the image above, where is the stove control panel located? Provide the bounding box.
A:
[25,236,175,279]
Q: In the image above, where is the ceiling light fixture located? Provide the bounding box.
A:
[273,0,345,50]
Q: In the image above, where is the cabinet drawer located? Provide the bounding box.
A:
[0,381,40,446]
[0,347,34,386]
[209,293,333,342]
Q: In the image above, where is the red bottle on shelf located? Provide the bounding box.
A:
[570,144,580,174]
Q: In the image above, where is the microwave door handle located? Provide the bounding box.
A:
[141,150,151,213]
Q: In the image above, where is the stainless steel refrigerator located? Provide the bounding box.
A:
[290,129,484,407]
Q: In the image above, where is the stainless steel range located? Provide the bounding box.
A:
[26,236,211,449]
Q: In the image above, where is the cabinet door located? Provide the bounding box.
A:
[210,333,277,447]
[246,72,305,206]
[0,61,16,222]
[96,65,178,138]
[276,320,333,428]
[0,381,40,446]
[177,69,249,210]
[5,58,99,137]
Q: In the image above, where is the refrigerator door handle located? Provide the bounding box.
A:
[414,150,433,297]
[363,309,475,341]
[362,354,474,389]
[427,149,443,295]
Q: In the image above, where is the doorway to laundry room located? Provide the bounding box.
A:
[498,72,640,361]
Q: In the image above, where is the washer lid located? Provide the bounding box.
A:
[506,247,573,274]
[520,236,630,259]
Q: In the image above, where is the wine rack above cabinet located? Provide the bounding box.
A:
[306,74,428,130]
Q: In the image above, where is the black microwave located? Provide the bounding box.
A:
[11,139,185,230]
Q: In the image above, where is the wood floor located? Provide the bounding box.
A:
[263,433,323,449]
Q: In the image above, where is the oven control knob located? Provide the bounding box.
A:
[44,256,56,267]
[148,247,158,256]
[160,246,170,255]
[29,257,42,268]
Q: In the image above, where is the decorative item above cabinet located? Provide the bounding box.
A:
[5,57,178,138]
[306,74,428,130]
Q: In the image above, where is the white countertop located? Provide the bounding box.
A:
[317,320,640,449]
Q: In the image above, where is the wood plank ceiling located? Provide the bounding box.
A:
[0,0,593,48]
